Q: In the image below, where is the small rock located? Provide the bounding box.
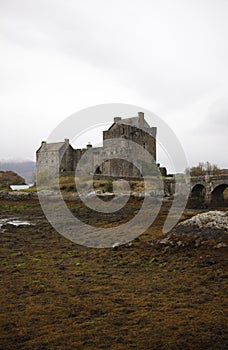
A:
[112,242,121,249]
[159,237,169,245]
[214,242,227,249]
[195,239,202,247]
[163,246,170,252]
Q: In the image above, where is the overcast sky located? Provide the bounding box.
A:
[0,0,227,170]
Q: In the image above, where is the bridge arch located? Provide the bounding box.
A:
[189,183,206,208]
[211,184,228,207]
[191,184,206,198]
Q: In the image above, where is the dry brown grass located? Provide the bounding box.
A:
[0,198,227,349]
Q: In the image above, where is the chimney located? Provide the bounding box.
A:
[114,117,122,123]
[138,112,144,119]
[138,112,144,129]
[64,138,69,145]
[41,141,46,146]
[87,142,92,149]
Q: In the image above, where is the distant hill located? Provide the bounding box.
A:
[0,161,35,184]
[0,171,25,190]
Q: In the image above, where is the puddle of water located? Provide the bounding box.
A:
[7,220,33,227]
[10,184,34,191]
[0,218,34,228]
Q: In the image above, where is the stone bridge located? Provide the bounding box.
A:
[189,174,228,207]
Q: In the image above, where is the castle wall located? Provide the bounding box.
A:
[36,149,60,176]
[59,145,75,172]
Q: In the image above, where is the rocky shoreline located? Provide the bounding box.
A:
[155,211,228,251]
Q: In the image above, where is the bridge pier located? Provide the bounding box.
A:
[204,175,212,207]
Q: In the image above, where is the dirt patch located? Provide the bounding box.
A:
[0,198,227,349]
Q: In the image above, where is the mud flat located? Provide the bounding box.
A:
[0,196,227,350]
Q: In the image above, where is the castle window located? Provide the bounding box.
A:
[143,142,146,149]
[95,166,101,174]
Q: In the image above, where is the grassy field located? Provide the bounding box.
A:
[0,197,227,349]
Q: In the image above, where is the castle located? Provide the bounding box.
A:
[36,112,163,178]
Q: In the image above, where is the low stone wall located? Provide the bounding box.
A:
[0,191,38,200]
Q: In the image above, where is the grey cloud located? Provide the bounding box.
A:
[0,0,227,167]
[207,99,228,126]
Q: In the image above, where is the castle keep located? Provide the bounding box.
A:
[36,112,158,178]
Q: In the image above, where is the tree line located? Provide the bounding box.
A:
[186,161,221,177]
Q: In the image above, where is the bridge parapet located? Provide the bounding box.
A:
[190,174,228,181]
[206,174,228,181]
